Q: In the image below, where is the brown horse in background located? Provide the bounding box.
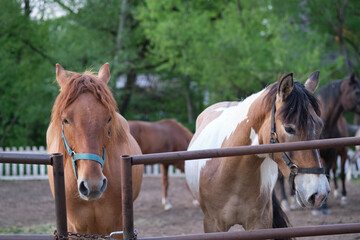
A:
[129,119,193,210]
[47,63,143,237]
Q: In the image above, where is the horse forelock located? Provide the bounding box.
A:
[50,71,122,151]
[264,81,320,132]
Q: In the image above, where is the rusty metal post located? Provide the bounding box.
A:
[121,155,135,240]
[51,153,68,237]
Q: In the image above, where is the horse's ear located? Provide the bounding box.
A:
[304,70,320,94]
[350,72,356,83]
[98,63,111,84]
[56,64,68,88]
[278,73,294,101]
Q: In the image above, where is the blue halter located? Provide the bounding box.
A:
[61,122,109,179]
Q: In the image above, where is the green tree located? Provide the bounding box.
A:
[0,0,55,146]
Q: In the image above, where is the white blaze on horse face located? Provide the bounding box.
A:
[185,91,264,200]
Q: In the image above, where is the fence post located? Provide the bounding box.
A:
[121,155,135,240]
[51,153,68,237]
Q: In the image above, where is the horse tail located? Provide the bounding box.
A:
[272,192,292,240]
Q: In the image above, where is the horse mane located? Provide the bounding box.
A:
[50,70,123,151]
[263,78,320,131]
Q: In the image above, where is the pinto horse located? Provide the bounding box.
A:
[185,72,330,232]
[128,119,193,210]
[47,63,143,236]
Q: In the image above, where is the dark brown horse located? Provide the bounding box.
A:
[331,115,349,205]
[128,119,193,210]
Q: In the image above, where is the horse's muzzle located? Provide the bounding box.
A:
[78,176,107,200]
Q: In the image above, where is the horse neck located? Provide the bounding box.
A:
[318,95,344,130]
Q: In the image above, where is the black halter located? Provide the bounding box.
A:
[270,96,325,191]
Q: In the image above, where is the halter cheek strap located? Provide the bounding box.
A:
[270,96,325,191]
[61,122,108,179]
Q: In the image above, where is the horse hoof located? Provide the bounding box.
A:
[341,196,349,205]
[281,200,290,212]
[192,199,200,207]
[333,189,341,199]
[162,198,173,210]
[164,203,173,211]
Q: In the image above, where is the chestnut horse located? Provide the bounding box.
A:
[128,119,193,210]
[47,63,143,236]
[185,72,330,232]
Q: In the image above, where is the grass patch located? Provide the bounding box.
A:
[0,223,56,235]
[351,178,360,184]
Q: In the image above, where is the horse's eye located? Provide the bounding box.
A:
[63,118,70,125]
[285,126,295,135]
[107,117,112,124]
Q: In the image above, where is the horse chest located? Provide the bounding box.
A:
[67,199,122,233]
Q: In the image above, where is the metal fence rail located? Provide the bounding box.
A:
[137,223,360,240]
[121,136,360,240]
[0,146,184,180]
[0,152,67,240]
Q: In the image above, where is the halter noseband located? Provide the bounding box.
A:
[270,96,325,191]
[61,122,109,179]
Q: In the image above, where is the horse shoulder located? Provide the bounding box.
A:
[115,115,143,200]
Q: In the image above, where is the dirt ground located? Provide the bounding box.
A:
[1,177,360,239]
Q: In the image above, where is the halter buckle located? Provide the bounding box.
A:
[290,163,298,174]
[270,131,277,143]
[70,150,76,158]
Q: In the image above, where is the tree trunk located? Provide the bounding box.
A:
[120,69,136,115]
[183,77,195,123]
[110,0,128,90]
[336,0,351,75]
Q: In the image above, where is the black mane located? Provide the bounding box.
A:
[264,81,320,131]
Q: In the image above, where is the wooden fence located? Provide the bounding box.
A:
[0,146,184,180]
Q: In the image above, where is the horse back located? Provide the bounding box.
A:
[191,101,239,146]
[129,119,192,154]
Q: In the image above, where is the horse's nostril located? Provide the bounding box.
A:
[79,181,89,196]
[308,192,317,206]
[100,177,107,193]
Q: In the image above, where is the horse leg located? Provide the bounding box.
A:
[203,213,218,233]
[347,150,359,181]
[332,159,340,199]
[340,153,348,205]
[161,163,172,210]
[185,181,200,206]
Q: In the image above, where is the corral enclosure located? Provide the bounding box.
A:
[1,177,360,239]
[1,139,360,239]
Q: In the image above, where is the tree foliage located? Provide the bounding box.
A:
[0,0,359,146]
